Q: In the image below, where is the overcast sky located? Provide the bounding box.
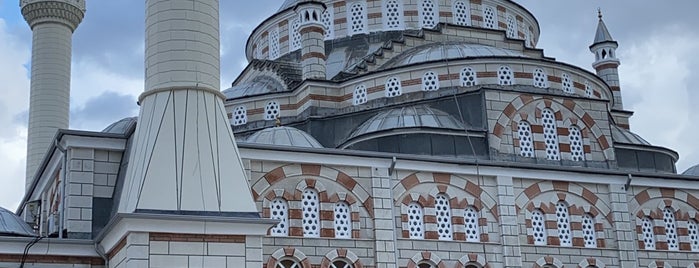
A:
[0,1,698,210]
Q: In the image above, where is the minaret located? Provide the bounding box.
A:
[119,0,258,214]
[21,0,85,189]
[295,1,327,80]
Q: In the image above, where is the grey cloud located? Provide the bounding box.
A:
[70,91,138,131]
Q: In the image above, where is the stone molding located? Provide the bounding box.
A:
[21,0,85,31]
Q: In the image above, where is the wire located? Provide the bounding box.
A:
[19,236,44,268]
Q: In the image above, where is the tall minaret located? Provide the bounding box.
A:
[21,0,85,189]
[296,1,327,80]
[119,0,258,215]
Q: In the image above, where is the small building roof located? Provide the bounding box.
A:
[0,207,37,237]
[381,42,526,69]
[247,126,324,148]
[348,105,466,140]
[684,164,699,176]
[592,11,616,45]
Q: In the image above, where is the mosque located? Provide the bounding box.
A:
[2,0,699,267]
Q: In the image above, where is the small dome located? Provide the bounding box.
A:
[102,117,137,134]
[349,105,465,140]
[0,207,37,237]
[247,126,323,148]
[684,164,699,176]
[611,125,651,146]
[223,76,286,99]
[382,42,527,69]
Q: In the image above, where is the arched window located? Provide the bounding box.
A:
[524,24,532,47]
[232,106,247,126]
[582,213,596,248]
[277,259,301,268]
[663,207,678,250]
[334,202,351,238]
[506,14,517,38]
[517,121,534,158]
[353,84,368,105]
[569,125,584,161]
[348,2,367,35]
[322,4,334,39]
[584,81,593,98]
[408,202,424,239]
[641,217,656,250]
[497,65,513,85]
[290,19,302,51]
[385,77,402,97]
[688,220,699,252]
[541,108,560,160]
[460,67,477,87]
[270,198,288,236]
[264,101,280,120]
[464,206,480,242]
[561,73,573,93]
[452,1,470,26]
[383,0,404,30]
[556,201,572,246]
[330,259,353,268]
[422,71,440,91]
[482,6,496,29]
[302,188,320,237]
[417,261,437,268]
[269,27,280,60]
[532,68,548,88]
[419,0,437,29]
[435,194,453,240]
[532,209,546,245]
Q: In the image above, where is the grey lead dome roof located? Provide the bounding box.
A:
[102,117,137,134]
[611,125,651,146]
[349,105,466,140]
[0,207,37,237]
[684,164,699,176]
[382,42,527,69]
[247,126,323,148]
[223,76,286,99]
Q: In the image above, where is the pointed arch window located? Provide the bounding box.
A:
[482,6,496,29]
[422,71,440,91]
[302,188,320,237]
[641,217,656,250]
[556,201,572,246]
[460,67,477,87]
[270,198,289,236]
[541,108,560,160]
[689,220,699,252]
[269,27,280,59]
[265,101,280,120]
[663,207,679,250]
[348,2,367,35]
[582,213,597,248]
[290,18,302,51]
[322,4,334,39]
[569,125,585,161]
[435,194,453,240]
[353,84,368,105]
[464,206,480,242]
[498,65,513,85]
[383,0,404,30]
[533,68,548,88]
[232,106,247,126]
[561,73,573,93]
[385,77,402,97]
[452,1,470,26]
[506,14,517,38]
[334,202,351,239]
[531,209,546,245]
[408,202,424,239]
[419,0,437,29]
[517,121,534,158]
[524,25,532,47]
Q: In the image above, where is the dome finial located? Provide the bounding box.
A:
[598,8,603,20]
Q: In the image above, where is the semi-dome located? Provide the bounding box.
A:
[102,117,137,134]
[0,207,37,237]
[381,42,527,69]
[684,164,699,176]
[348,105,466,141]
[247,126,323,148]
[223,76,286,99]
[611,125,651,146]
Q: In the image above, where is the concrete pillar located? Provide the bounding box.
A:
[295,1,327,80]
[609,184,639,268]
[496,176,523,267]
[21,0,86,190]
[372,166,398,268]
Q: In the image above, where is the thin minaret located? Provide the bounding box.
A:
[21,0,85,189]
[119,0,257,214]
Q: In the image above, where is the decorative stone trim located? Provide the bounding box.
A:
[647,261,672,268]
[576,257,605,268]
[0,254,103,265]
[407,251,446,268]
[320,248,364,268]
[533,256,563,268]
[455,253,490,268]
[266,247,312,268]
[21,1,85,31]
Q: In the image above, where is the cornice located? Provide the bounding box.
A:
[21,1,85,32]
